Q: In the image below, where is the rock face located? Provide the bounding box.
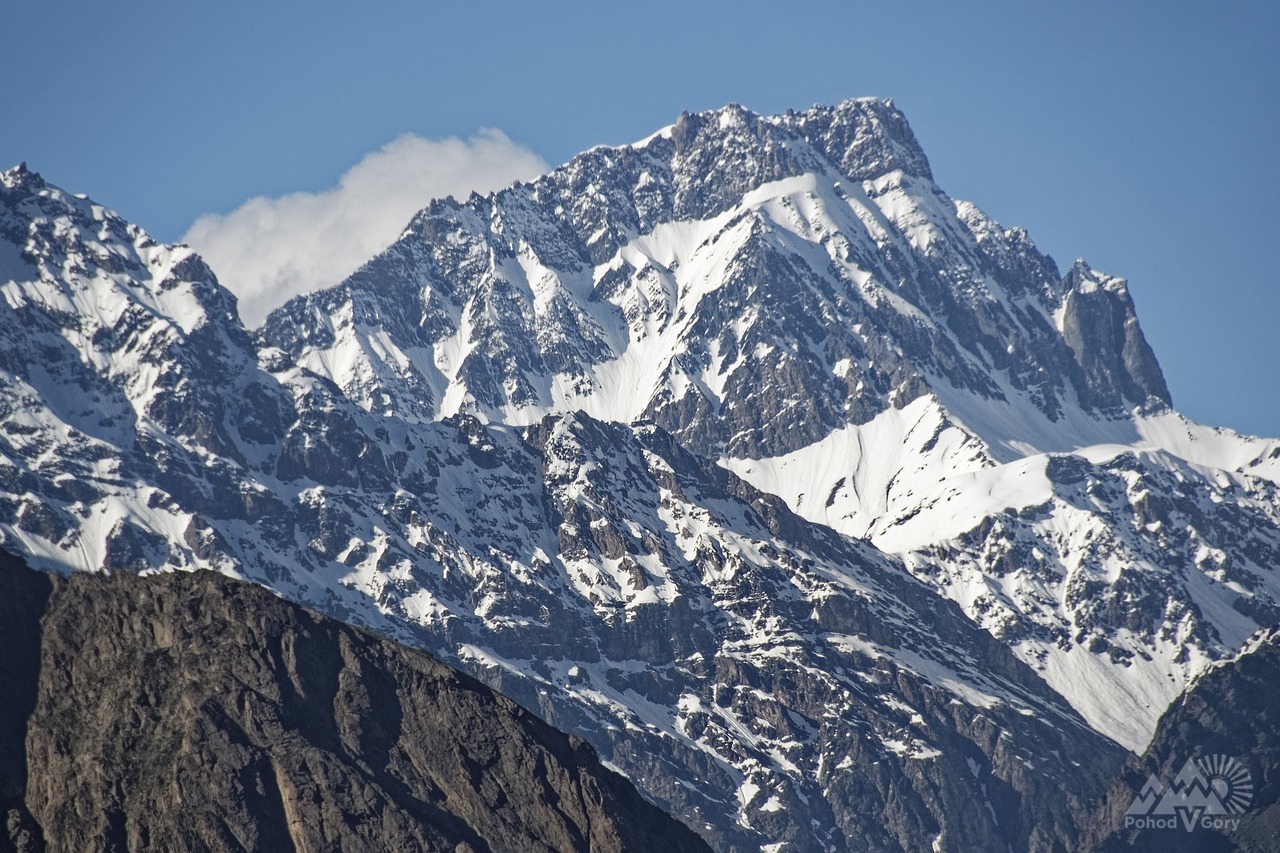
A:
[1,96,1278,851]
[0,550,711,853]
[1084,627,1280,852]
[1059,261,1170,413]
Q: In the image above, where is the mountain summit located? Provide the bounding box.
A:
[260,98,1169,460]
[1,100,1278,850]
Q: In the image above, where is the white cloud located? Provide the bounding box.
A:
[183,131,548,328]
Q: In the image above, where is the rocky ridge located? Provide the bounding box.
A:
[0,549,711,853]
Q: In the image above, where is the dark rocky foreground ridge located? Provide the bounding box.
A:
[1084,628,1280,852]
[0,550,711,853]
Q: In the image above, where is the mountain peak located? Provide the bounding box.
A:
[1,162,45,193]
[1061,259,1171,410]
[1066,258,1130,296]
[788,96,934,181]
[261,95,1171,456]
[653,97,932,185]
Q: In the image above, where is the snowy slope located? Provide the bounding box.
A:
[724,394,1280,750]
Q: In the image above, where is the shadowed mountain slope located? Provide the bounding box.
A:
[0,550,710,853]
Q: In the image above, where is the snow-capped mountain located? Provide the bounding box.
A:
[259,98,1280,752]
[1,96,1277,851]
[260,100,1168,457]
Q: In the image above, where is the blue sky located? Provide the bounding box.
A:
[3,1,1277,436]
